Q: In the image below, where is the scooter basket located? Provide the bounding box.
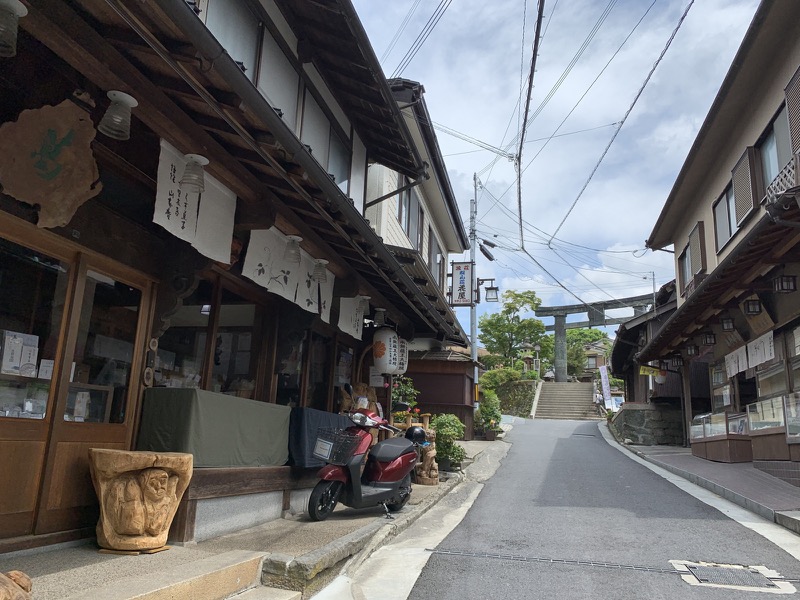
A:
[312,428,360,465]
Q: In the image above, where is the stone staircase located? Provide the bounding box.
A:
[534,382,602,420]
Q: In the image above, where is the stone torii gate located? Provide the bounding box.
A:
[535,293,652,382]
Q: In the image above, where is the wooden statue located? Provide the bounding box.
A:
[340,382,380,415]
[89,449,192,552]
[415,429,439,485]
[0,570,32,600]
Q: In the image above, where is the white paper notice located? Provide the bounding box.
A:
[296,251,320,314]
[725,345,748,378]
[337,297,363,340]
[747,330,775,369]
[154,139,199,245]
[193,173,236,263]
[242,228,301,302]
[319,269,335,323]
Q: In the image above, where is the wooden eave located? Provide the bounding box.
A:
[14,0,455,341]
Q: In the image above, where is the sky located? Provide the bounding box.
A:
[350,0,761,339]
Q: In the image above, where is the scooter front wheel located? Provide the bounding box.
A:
[386,474,412,512]
[308,480,343,521]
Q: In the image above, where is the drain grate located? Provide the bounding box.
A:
[687,564,777,588]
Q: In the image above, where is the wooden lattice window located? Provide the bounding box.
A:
[688,221,706,277]
[731,147,758,225]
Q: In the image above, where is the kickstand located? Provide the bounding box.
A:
[381,502,395,519]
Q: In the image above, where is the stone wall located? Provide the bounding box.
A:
[610,402,683,446]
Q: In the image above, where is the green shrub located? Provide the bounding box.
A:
[478,390,502,430]
[431,413,466,464]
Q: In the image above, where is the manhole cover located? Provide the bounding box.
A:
[671,560,796,594]
[687,565,776,588]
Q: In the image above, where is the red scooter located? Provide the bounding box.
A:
[308,407,426,521]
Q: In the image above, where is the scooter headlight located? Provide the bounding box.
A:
[351,412,378,427]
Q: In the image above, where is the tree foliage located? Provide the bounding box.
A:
[478,290,551,365]
[565,329,611,376]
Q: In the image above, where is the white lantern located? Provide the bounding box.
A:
[373,328,399,374]
[395,338,409,375]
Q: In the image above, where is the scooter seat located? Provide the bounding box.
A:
[369,437,415,462]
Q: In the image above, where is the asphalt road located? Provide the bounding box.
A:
[407,419,800,600]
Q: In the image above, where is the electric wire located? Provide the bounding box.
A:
[390,0,453,78]
[380,0,422,64]
[547,0,695,243]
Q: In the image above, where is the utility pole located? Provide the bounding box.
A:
[470,173,478,390]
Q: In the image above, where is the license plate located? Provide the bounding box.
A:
[313,438,333,460]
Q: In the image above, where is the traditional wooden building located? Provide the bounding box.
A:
[0,0,467,551]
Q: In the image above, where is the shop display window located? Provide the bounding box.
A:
[727,413,749,435]
[209,288,258,397]
[65,270,142,423]
[707,412,727,436]
[756,363,787,400]
[746,397,786,432]
[690,413,709,441]
[0,239,69,420]
[711,383,732,412]
[156,281,213,389]
[785,393,800,442]
[275,328,306,407]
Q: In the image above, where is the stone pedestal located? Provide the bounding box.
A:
[88,449,192,551]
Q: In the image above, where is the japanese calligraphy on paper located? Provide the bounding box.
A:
[747,330,774,369]
[154,139,236,263]
[338,297,364,340]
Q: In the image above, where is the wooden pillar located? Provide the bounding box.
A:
[681,365,692,447]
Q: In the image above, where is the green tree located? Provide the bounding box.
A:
[478,290,551,367]
[565,329,610,376]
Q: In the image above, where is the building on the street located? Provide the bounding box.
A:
[0,0,467,551]
[638,0,800,473]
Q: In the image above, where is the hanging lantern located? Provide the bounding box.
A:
[394,338,409,375]
[373,327,399,374]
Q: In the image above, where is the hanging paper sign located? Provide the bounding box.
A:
[450,262,473,306]
[373,328,399,374]
[639,365,660,377]
[154,139,236,263]
[395,338,409,375]
[337,297,363,340]
[296,250,320,314]
[747,330,774,369]
[725,345,748,378]
[319,269,335,324]
[242,227,301,303]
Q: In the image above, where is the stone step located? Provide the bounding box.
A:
[227,587,301,600]
[62,550,265,600]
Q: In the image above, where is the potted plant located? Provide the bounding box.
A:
[431,413,466,472]
[478,390,502,441]
[390,375,420,412]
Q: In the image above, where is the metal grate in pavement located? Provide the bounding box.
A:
[686,564,777,588]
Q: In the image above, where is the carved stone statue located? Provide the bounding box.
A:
[415,429,439,485]
[89,449,192,551]
[0,570,32,600]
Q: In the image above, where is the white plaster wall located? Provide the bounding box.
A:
[350,133,367,211]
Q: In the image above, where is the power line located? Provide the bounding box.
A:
[390,0,453,78]
[380,0,422,64]
[547,0,695,243]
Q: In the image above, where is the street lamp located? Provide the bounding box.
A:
[476,278,499,303]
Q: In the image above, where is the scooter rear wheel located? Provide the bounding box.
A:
[308,480,343,521]
[386,474,412,512]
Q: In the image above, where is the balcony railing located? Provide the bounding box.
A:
[765,154,798,204]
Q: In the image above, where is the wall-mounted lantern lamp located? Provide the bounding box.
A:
[700,333,716,346]
[357,295,370,313]
[476,278,499,303]
[0,0,27,58]
[744,298,763,316]
[180,154,209,193]
[671,355,684,368]
[773,275,797,294]
[721,317,735,332]
[312,259,328,283]
[98,90,138,141]
[685,344,699,357]
[374,307,386,327]
[283,235,302,264]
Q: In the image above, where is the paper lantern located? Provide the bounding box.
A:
[373,328,399,374]
[395,338,409,375]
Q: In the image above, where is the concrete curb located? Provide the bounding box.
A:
[260,472,465,594]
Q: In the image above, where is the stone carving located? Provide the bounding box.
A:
[89,449,192,551]
[415,429,439,485]
[0,570,32,600]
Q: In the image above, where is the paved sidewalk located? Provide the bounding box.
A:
[0,440,499,600]
[608,424,800,535]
